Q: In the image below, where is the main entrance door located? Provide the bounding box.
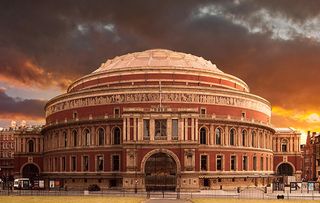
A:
[277,163,293,176]
[145,152,177,191]
[22,164,39,179]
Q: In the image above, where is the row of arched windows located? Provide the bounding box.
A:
[70,127,121,147]
[46,127,122,150]
[199,127,270,148]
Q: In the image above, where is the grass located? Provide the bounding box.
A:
[192,199,320,203]
[0,196,144,203]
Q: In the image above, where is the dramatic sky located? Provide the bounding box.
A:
[1,0,320,142]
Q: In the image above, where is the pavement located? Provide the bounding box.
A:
[145,199,190,203]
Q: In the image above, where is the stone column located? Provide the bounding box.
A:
[150,119,155,141]
[238,128,242,146]
[91,126,95,145]
[127,118,131,141]
[179,118,184,141]
[248,129,252,147]
[195,118,198,141]
[294,136,298,152]
[209,124,214,145]
[133,117,137,141]
[224,126,228,146]
[167,119,172,141]
[35,138,39,153]
[184,118,188,141]
[138,118,143,141]
[276,137,280,152]
[191,118,195,141]
[78,127,81,146]
[40,137,43,152]
[23,138,26,152]
[123,117,127,141]
[106,125,110,145]
[17,137,20,152]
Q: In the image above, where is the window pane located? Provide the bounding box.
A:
[217,155,222,170]
[243,156,247,171]
[72,156,76,171]
[113,128,121,145]
[215,128,221,145]
[172,119,178,140]
[200,128,206,144]
[97,156,103,171]
[230,129,235,146]
[155,119,167,140]
[253,156,257,171]
[143,119,150,139]
[231,156,236,170]
[242,130,246,146]
[98,128,105,146]
[201,155,207,171]
[83,156,89,171]
[112,155,120,171]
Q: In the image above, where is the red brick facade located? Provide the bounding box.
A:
[10,49,302,191]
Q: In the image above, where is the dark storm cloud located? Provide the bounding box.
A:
[0,88,46,119]
[1,0,320,111]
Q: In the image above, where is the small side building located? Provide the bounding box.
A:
[13,126,43,181]
[273,128,302,184]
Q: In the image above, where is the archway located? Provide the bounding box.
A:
[277,163,294,176]
[22,163,40,180]
[145,152,177,191]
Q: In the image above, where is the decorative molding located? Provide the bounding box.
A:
[46,92,271,117]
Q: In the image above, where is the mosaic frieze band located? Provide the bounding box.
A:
[46,92,271,117]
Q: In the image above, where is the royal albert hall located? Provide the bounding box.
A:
[42,49,275,191]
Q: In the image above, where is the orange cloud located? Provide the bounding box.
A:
[272,106,320,143]
[0,113,45,121]
[0,59,72,90]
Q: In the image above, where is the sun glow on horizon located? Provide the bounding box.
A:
[272,106,320,144]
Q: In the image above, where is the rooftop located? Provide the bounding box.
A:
[93,49,223,73]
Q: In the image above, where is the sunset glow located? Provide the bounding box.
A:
[1,1,320,144]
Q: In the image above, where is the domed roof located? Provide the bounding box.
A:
[93,49,223,73]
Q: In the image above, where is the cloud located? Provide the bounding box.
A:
[193,2,320,42]
[0,88,46,120]
[1,0,320,140]
[0,48,72,90]
[272,106,320,143]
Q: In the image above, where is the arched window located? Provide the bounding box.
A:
[281,139,288,152]
[63,131,67,147]
[98,128,105,146]
[28,140,34,153]
[84,129,90,146]
[215,128,222,145]
[113,127,121,145]
[242,130,247,146]
[230,129,235,146]
[252,131,256,147]
[200,128,207,144]
[72,130,78,147]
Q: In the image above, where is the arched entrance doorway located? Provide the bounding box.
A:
[22,164,40,180]
[145,152,177,191]
[277,163,293,176]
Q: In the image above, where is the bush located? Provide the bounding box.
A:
[88,184,100,191]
